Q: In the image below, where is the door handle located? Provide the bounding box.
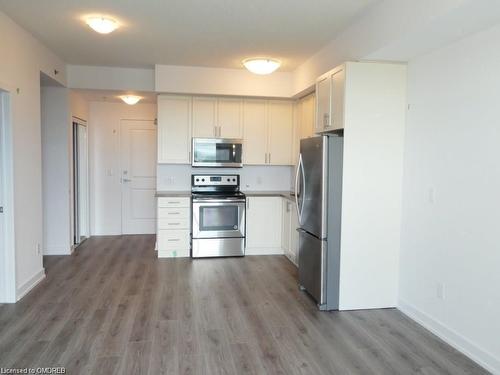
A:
[0,206,3,213]
[122,178,132,183]
[295,155,302,224]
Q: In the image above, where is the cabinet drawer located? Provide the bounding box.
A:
[158,217,190,230]
[157,229,190,250]
[158,207,190,219]
[158,197,190,208]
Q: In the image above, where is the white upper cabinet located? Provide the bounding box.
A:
[331,67,345,131]
[192,97,217,137]
[157,95,192,164]
[268,100,293,165]
[316,76,331,132]
[243,99,268,165]
[316,64,345,132]
[158,94,294,166]
[293,94,315,166]
[243,99,294,166]
[218,98,243,138]
[192,97,242,138]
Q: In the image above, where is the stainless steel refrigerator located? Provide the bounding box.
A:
[295,135,343,310]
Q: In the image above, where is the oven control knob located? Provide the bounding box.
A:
[202,178,205,182]
[196,178,199,182]
[232,178,236,182]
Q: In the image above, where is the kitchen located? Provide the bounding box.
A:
[0,1,498,374]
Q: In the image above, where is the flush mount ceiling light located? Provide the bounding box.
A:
[119,95,142,105]
[86,16,119,34]
[242,58,281,75]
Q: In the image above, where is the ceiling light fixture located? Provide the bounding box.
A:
[242,58,281,75]
[86,16,119,34]
[119,95,142,105]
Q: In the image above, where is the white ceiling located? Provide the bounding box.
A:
[0,0,377,71]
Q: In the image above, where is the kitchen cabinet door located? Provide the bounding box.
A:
[243,100,268,165]
[301,94,315,139]
[218,98,243,138]
[157,95,191,164]
[268,100,293,165]
[246,197,282,254]
[316,76,331,132]
[281,198,291,253]
[192,97,217,137]
[330,67,345,130]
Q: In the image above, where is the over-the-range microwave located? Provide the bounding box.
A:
[192,138,243,168]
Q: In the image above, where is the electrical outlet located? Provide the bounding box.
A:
[437,283,445,300]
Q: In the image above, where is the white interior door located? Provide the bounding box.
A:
[121,120,157,234]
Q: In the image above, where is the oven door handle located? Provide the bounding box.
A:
[192,199,246,204]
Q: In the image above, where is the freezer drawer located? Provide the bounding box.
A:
[298,229,326,306]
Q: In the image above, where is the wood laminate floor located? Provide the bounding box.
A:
[0,235,488,375]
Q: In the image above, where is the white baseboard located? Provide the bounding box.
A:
[44,245,72,255]
[398,299,500,374]
[16,269,46,301]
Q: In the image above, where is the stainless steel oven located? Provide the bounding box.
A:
[191,174,246,258]
[192,138,243,168]
[192,198,245,239]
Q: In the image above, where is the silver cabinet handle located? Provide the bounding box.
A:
[168,212,180,215]
[268,153,271,164]
[246,199,250,210]
[167,223,180,226]
[122,178,132,183]
[265,153,268,164]
[323,113,329,127]
[167,239,180,242]
[167,201,180,204]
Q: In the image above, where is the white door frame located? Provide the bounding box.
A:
[0,84,16,303]
[72,118,90,246]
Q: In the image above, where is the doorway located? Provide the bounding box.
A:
[0,89,16,303]
[120,119,157,234]
[73,119,89,246]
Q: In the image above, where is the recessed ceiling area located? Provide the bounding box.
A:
[73,89,157,104]
[0,0,377,71]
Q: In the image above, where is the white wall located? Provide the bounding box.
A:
[292,0,500,95]
[68,65,154,92]
[0,11,66,299]
[41,86,72,255]
[157,164,293,192]
[399,24,500,373]
[155,64,293,98]
[89,102,157,235]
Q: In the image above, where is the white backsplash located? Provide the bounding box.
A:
[157,164,294,191]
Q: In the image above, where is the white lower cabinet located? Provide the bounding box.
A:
[281,198,299,266]
[157,197,191,258]
[245,196,283,255]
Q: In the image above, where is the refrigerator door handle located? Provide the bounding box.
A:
[300,153,306,221]
[295,154,302,225]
